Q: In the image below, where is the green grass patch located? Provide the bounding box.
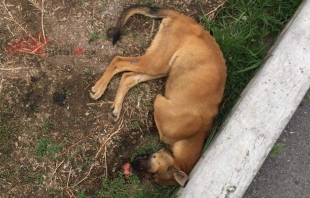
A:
[43,120,53,133]
[94,172,178,198]
[202,0,303,149]
[89,30,101,41]
[270,142,286,156]
[35,138,61,157]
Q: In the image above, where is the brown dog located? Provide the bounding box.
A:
[90,5,226,186]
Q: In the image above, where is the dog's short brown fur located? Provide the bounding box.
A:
[91,5,226,186]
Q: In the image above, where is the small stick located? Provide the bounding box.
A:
[52,159,65,176]
[0,67,34,71]
[28,0,41,10]
[86,101,113,106]
[7,24,14,36]
[66,167,72,187]
[104,145,108,177]
[73,164,95,187]
[205,0,226,19]
[149,19,155,39]
[95,119,124,158]
[41,0,46,42]
[62,133,93,155]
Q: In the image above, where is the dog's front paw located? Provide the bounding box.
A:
[107,109,119,123]
[111,108,120,122]
[90,85,105,100]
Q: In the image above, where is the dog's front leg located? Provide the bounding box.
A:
[90,56,137,100]
[111,72,165,121]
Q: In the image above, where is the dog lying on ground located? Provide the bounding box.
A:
[90,5,226,186]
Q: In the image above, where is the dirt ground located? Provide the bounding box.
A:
[0,0,223,197]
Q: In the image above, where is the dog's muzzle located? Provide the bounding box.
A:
[131,154,151,174]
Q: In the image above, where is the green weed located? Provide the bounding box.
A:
[145,0,155,6]
[131,120,140,130]
[89,31,100,41]
[77,189,87,198]
[43,120,53,133]
[270,142,286,156]
[35,138,61,157]
[83,69,93,80]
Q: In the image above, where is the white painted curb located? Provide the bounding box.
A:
[178,1,310,197]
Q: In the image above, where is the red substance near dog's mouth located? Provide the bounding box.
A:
[123,163,133,175]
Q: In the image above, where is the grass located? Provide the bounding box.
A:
[89,30,101,42]
[95,172,178,198]
[35,137,61,157]
[43,120,53,133]
[202,0,303,149]
[270,142,286,156]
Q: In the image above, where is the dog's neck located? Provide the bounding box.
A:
[170,138,205,174]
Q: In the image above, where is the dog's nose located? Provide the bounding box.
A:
[131,154,150,172]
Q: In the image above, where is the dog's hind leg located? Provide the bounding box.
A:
[111,72,165,120]
[91,55,169,100]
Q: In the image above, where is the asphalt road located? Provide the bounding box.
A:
[244,89,310,198]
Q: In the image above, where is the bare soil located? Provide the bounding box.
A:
[0,0,223,197]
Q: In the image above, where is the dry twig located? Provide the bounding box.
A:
[28,0,41,10]
[95,119,124,158]
[73,163,96,187]
[205,0,226,19]
[52,159,65,176]
[41,0,46,42]
[0,67,34,71]
[62,132,94,155]
[149,19,155,39]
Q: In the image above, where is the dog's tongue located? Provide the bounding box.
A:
[123,163,133,175]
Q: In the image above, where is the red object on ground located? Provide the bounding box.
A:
[123,163,132,176]
[5,34,50,55]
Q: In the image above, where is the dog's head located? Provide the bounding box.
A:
[130,148,189,186]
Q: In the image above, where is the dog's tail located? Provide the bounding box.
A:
[107,5,177,45]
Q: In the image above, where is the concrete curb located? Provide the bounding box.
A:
[178,1,310,197]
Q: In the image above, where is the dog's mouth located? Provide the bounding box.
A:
[123,162,133,175]
[123,154,151,176]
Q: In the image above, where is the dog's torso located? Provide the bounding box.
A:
[151,14,226,173]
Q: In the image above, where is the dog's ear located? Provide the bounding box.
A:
[171,167,189,187]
